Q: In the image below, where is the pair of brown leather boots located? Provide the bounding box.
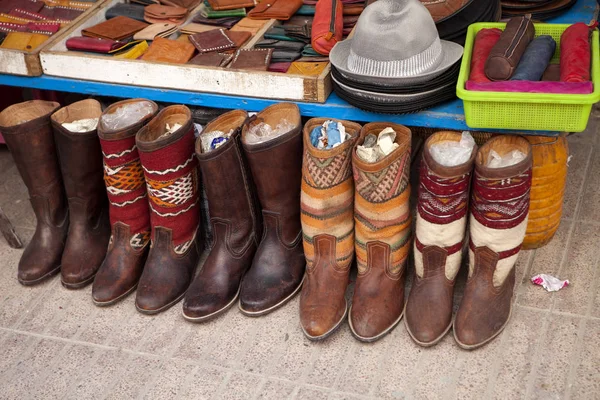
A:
[405,132,533,349]
[299,120,413,342]
[182,103,305,321]
[0,100,110,289]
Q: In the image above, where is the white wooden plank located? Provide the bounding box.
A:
[0,51,30,76]
[41,53,307,100]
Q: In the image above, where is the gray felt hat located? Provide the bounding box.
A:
[329,0,464,86]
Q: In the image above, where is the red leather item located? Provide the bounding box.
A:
[469,28,502,83]
[66,36,123,53]
[560,22,593,83]
[311,0,342,56]
[0,21,61,35]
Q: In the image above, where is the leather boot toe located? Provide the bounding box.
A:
[350,294,403,342]
[300,303,347,340]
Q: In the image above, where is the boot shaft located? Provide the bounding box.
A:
[241,103,302,245]
[98,99,157,245]
[137,105,200,252]
[300,118,361,271]
[414,131,477,280]
[196,110,260,251]
[469,135,532,286]
[0,100,67,226]
[52,99,106,216]
[352,122,412,276]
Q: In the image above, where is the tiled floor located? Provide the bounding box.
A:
[0,110,599,400]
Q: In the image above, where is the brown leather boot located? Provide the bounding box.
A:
[135,105,202,314]
[299,118,361,340]
[92,99,157,305]
[0,100,67,286]
[404,132,477,347]
[183,110,261,322]
[349,123,412,342]
[454,135,532,349]
[51,99,111,289]
[238,103,305,316]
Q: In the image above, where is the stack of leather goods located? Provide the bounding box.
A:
[0,0,97,50]
[329,0,464,114]
[420,0,502,46]
[501,0,578,20]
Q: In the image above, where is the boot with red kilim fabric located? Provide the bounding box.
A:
[93,99,158,306]
[454,135,532,349]
[135,105,202,315]
[405,131,477,347]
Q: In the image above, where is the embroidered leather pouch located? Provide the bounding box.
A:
[188,28,235,53]
[228,48,272,70]
[484,15,535,81]
[82,16,149,41]
[311,0,342,56]
[141,37,195,63]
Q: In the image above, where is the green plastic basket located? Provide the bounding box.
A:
[456,23,600,132]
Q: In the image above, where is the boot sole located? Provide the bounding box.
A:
[61,273,96,290]
[92,284,138,307]
[453,306,513,350]
[348,305,404,343]
[301,299,348,341]
[238,275,305,317]
[182,287,240,323]
[18,265,61,286]
[136,291,186,316]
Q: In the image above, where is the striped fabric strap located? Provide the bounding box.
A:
[469,239,521,260]
[415,238,463,256]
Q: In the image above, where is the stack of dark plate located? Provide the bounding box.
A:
[421,0,502,46]
[331,62,462,114]
[501,0,578,20]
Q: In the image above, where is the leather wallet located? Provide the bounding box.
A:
[188,51,232,66]
[192,14,240,28]
[207,0,256,11]
[179,22,218,34]
[188,28,235,53]
[133,22,178,40]
[485,15,535,81]
[0,0,44,14]
[228,48,272,70]
[141,37,195,63]
[44,0,92,9]
[264,26,299,42]
[66,36,126,53]
[0,31,48,50]
[248,0,303,20]
[38,5,84,21]
[268,61,291,73]
[82,16,149,41]
[144,4,188,19]
[144,4,188,24]
[105,3,146,22]
[0,21,61,35]
[255,39,305,52]
[287,61,328,76]
[230,17,266,35]
[200,4,246,18]
[225,29,250,48]
[114,40,149,59]
[160,0,202,11]
[284,24,311,42]
[271,50,301,63]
